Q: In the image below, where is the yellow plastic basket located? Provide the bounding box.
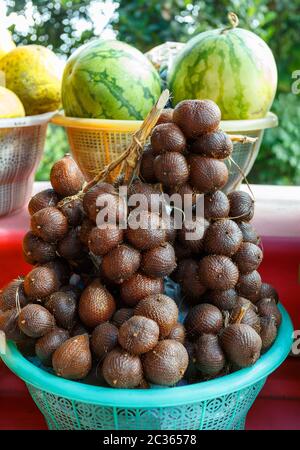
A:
[51,112,278,191]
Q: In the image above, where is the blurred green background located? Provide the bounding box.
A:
[5,0,300,185]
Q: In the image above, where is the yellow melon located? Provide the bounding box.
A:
[0,45,63,115]
[0,86,25,118]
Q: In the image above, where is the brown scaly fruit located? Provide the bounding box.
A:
[23,266,60,300]
[191,130,233,159]
[177,217,209,254]
[236,270,262,303]
[151,123,186,155]
[204,190,230,220]
[52,334,92,380]
[173,99,221,138]
[59,198,84,227]
[83,182,116,222]
[126,211,166,251]
[31,207,68,243]
[88,225,123,256]
[35,328,70,366]
[233,242,263,274]
[22,231,57,264]
[195,334,226,376]
[256,298,282,327]
[188,155,229,193]
[118,315,159,355]
[79,279,116,328]
[50,154,85,197]
[157,108,173,125]
[18,304,55,338]
[220,322,262,368]
[139,144,157,183]
[179,259,206,301]
[45,291,77,330]
[57,228,85,261]
[199,255,239,290]
[134,294,178,337]
[237,221,260,245]
[227,191,254,222]
[0,279,28,311]
[184,304,223,340]
[208,289,238,311]
[142,339,189,386]
[28,189,59,216]
[167,323,185,343]
[204,219,243,256]
[153,152,189,187]
[91,322,119,359]
[141,242,176,278]
[120,273,164,306]
[260,316,278,351]
[102,347,143,388]
[101,244,141,284]
[260,283,279,303]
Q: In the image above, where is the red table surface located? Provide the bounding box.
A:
[0,183,299,430]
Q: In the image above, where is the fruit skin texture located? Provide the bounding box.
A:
[22,231,57,264]
[120,274,164,306]
[35,328,69,366]
[172,99,221,138]
[151,123,186,155]
[18,304,55,338]
[208,289,238,311]
[102,347,143,388]
[31,207,68,243]
[220,323,262,368]
[204,190,230,220]
[45,292,77,330]
[52,334,92,380]
[204,219,243,257]
[195,334,226,376]
[188,155,228,193]
[167,323,185,343]
[0,279,28,311]
[228,191,254,222]
[91,322,119,359]
[179,258,206,300]
[260,283,279,303]
[23,266,60,299]
[184,303,223,340]
[118,315,159,355]
[126,212,166,251]
[199,255,239,290]
[62,39,161,120]
[237,221,260,245]
[50,155,85,197]
[28,189,59,216]
[141,242,176,278]
[168,28,277,120]
[154,152,189,187]
[191,130,233,159]
[0,45,63,115]
[79,279,116,328]
[0,86,25,118]
[101,244,141,284]
[143,339,189,386]
[257,298,282,327]
[134,294,178,337]
[139,144,157,183]
[236,270,262,303]
[233,242,263,274]
[88,225,123,256]
[112,308,134,328]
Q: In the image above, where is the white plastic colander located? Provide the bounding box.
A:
[0,112,56,216]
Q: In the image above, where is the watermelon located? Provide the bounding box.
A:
[168,26,277,120]
[62,39,162,120]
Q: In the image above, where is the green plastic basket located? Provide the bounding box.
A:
[1,304,293,430]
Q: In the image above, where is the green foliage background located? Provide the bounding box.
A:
[6,0,300,185]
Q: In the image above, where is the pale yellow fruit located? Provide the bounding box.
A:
[0,45,63,115]
[0,85,25,118]
[0,27,15,60]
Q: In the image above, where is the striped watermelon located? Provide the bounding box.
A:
[168,26,277,120]
[62,39,161,120]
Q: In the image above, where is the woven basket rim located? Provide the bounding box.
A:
[0,304,293,408]
[51,111,278,132]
